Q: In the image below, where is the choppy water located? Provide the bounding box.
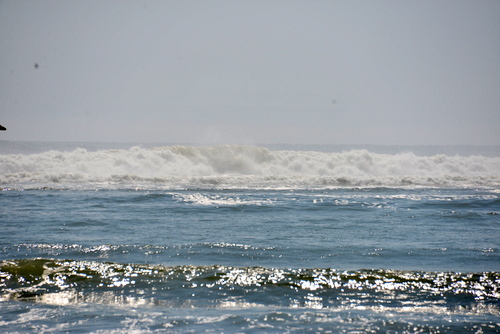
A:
[1,141,499,333]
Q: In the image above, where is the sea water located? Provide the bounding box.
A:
[1,141,499,333]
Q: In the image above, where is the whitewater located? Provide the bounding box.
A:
[1,141,499,333]
[1,143,499,189]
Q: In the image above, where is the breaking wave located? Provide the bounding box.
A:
[1,145,499,189]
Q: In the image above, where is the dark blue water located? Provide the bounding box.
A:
[2,188,499,271]
[1,142,499,332]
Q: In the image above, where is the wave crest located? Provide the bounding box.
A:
[2,259,499,304]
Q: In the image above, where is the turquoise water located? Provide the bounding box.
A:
[1,142,499,333]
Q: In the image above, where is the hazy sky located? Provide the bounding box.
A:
[1,0,499,145]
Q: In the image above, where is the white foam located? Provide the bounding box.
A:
[1,145,499,189]
[172,193,274,206]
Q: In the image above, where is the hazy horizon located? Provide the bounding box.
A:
[1,0,499,146]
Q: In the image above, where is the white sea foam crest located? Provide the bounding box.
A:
[172,193,274,206]
[1,145,499,188]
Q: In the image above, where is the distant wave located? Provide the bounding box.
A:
[1,145,499,189]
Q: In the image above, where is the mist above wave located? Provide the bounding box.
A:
[1,145,499,188]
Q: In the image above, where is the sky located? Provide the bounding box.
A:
[0,0,499,145]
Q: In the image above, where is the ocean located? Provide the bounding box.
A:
[1,141,499,333]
